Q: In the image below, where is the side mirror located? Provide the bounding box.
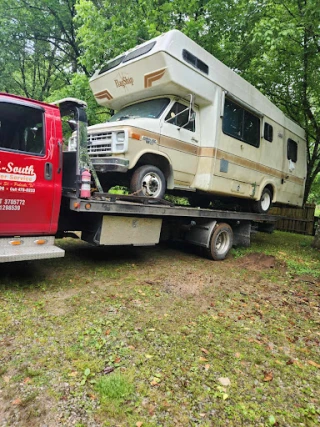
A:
[67,119,77,131]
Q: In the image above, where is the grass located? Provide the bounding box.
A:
[95,373,134,400]
[0,231,319,426]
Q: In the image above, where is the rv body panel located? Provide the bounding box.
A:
[87,30,306,208]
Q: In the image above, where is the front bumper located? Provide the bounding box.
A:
[91,157,129,173]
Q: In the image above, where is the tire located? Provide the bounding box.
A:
[130,165,166,198]
[206,223,233,261]
[252,188,272,214]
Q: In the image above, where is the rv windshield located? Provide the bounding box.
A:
[109,98,170,122]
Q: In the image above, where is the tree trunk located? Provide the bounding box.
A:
[312,219,320,249]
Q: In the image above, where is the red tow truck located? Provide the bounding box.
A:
[0,93,277,263]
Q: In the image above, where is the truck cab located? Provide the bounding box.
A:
[0,93,63,236]
[0,94,89,262]
[72,95,199,198]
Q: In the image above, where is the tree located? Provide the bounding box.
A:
[0,0,88,100]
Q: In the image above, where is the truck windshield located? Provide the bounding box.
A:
[109,98,170,122]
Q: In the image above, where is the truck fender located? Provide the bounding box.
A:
[129,150,174,189]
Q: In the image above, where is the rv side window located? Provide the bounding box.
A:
[123,41,156,63]
[264,122,273,142]
[165,102,195,132]
[182,50,209,75]
[287,138,298,163]
[98,55,126,75]
[223,98,260,147]
[0,102,45,155]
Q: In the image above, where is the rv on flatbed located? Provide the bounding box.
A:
[0,93,278,263]
[85,30,307,213]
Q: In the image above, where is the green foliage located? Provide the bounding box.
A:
[95,373,134,400]
[308,174,320,205]
[75,0,245,74]
[46,73,108,125]
[0,0,86,99]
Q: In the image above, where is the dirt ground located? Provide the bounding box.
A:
[0,235,319,427]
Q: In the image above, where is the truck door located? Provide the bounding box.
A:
[0,98,61,236]
[159,101,200,187]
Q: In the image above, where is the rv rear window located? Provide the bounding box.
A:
[223,98,260,147]
[182,50,209,75]
[264,122,273,142]
[287,138,298,163]
[98,55,126,75]
[123,41,156,63]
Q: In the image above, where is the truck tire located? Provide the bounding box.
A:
[206,223,233,260]
[252,188,272,214]
[130,165,166,198]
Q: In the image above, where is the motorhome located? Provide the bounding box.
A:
[83,30,307,213]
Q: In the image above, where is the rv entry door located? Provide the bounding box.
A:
[160,101,199,187]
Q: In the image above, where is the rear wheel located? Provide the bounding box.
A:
[252,188,272,214]
[205,223,233,260]
[130,165,166,198]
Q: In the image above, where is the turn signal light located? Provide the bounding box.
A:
[9,240,22,246]
[34,239,47,245]
[130,132,141,140]
[85,203,91,210]
[74,202,80,209]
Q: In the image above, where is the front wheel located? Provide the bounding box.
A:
[130,165,166,198]
[205,223,233,261]
[252,188,272,214]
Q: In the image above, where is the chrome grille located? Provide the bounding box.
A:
[88,132,112,157]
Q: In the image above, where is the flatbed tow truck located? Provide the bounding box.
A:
[0,93,278,263]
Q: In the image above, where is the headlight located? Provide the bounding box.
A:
[116,131,125,142]
[112,130,127,153]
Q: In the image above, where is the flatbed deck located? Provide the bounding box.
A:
[61,192,280,260]
[68,192,279,223]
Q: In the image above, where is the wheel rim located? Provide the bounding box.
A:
[214,230,231,255]
[261,192,271,212]
[141,172,162,197]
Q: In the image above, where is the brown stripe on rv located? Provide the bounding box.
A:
[144,69,166,88]
[212,149,304,185]
[95,89,113,100]
[160,135,199,155]
[88,123,303,186]
[158,141,303,185]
